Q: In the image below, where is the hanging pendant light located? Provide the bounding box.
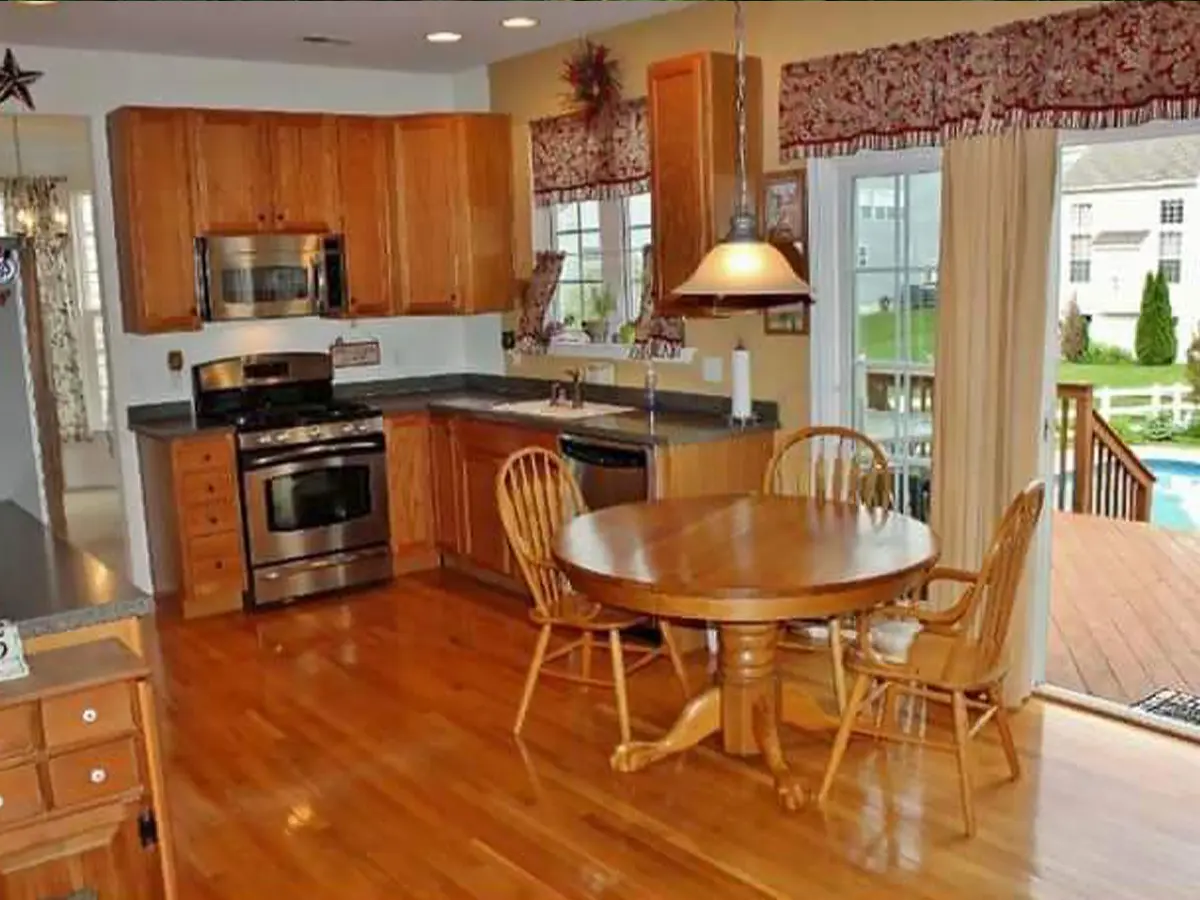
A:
[671,0,810,315]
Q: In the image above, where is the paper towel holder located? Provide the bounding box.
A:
[729,339,759,429]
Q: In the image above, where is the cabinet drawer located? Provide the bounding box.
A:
[0,706,35,761]
[175,435,232,474]
[180,469,237,504]
[0,765,44,826]
[41,682,135,750]
[182,499,240,538]
[47,738,141,810]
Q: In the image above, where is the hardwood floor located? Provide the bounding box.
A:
[155,571,1200,899]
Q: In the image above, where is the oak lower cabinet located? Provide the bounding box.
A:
[648,52,763,308]
[107,108,199,334]
[430,416,461,554]
[393,114,515,315]
[0,640,170,900]
[384,413,438,574]
[136,431,247,619]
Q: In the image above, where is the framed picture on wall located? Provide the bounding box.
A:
[760,168,811,336]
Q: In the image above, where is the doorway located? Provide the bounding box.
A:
[0,114,125,574]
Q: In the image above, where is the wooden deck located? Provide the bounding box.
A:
[1049,511,1200,705]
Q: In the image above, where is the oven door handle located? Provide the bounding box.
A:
[241,440,382,470]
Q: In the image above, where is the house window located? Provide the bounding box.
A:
[69,191,110,433]
[1159,231,1183,284]
[543,192,652,327]
[1069,203,1093,232]
[1069,235,1092,284]
[1161,199,1185,226]
[857,245,869,268]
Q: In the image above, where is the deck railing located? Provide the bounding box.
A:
[863,367,1155,524]
[1056,383,1156,522]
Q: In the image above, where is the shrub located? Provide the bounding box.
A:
[1080,342,1135,365]
[1135,270,1178,366]
[1060,298,1089,363]
[1187,329,1200,403]
[1108,415,1141,445]
[1144,411,1176,443]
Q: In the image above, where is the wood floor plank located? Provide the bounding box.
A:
[157,570,1200,899]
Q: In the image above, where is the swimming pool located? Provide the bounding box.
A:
[1144,458,1200,531]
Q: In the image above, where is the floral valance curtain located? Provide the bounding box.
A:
[530,97,650,206]
[780,1,1200,161]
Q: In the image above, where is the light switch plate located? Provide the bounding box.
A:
[702,356,724,384]
[331,338,382,369]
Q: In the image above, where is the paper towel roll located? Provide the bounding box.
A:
[731,347,753,421]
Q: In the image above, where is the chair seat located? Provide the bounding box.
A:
[535,593,649,632]
[847,630,1003,692]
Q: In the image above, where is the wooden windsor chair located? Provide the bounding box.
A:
[497,448,690,742]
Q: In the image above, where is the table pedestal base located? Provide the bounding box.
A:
[610,623,839,810]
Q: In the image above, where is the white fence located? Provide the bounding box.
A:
[1094,383,1199,426]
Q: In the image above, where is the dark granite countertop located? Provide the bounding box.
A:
[130,374,780,447]
[0,503,153,639]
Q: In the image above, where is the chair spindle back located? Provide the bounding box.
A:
[764,426,892,510]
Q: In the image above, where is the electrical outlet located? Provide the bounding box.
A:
[702,356,724,384]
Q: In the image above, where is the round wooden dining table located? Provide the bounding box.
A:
[554,493,939,809]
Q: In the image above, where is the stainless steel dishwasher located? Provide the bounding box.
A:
[559,435,654,510]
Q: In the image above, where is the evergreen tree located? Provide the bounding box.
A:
[1135,270,1177,366]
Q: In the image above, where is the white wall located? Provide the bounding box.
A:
[3,45,502,593]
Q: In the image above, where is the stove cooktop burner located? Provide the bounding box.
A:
[227,400,378,432]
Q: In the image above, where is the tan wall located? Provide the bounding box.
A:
[490,0,1100,430]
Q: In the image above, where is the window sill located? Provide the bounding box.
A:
[537,344,698,365]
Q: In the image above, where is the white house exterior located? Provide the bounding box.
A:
[1059,136,1200,360]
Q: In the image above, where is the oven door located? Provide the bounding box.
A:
[199,234,327,320]
[241,440,389,569]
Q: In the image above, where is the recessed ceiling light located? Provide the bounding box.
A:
[425,31,464,44]
[501,17,539,29]
[301,35,353,47]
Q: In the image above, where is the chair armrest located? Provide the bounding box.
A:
[923,567,979,587]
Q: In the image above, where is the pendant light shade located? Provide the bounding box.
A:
[670,0,812,314]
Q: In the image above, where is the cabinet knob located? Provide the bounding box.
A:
[215,561,224,571]
[203,453,212,463]
[208,516,219,525]
[257,214,266,224]
[276,213,284,222]
[0,795,6,809]
[207,484,216,494]
[81,708,98,725]
[90,768,108,785]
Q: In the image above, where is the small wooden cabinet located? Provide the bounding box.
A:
[0,641,166,900]
[338,117,396,317]
[648,52,764,306]
[393,114,515,315]
[137,431,247,619]
[430,415,461,554]
[384,413,437,572]
[108,108,199,334]
[191,110,339,234]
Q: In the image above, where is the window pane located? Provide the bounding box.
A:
[560,253,581,283]
[1161,260,1182,284]
[855,177,900,270]
[907,172,941,272]
[579,230,601,252]
[581,250,604,283]
[626,193,652,228]
[578,201,600,230]
[558,283,585,323]
[1161,231,1183,257]
[556,203,579,232]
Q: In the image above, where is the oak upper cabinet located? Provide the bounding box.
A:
[337,117,396,317]
[191,111,339,233]
[190,109,273,233]
[107,107,200,334]
[393,114,515,315]
[267,114,340,232]
[648,52,763,307]
[385,413,436,571]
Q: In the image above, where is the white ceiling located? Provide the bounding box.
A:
[0,1,695,74]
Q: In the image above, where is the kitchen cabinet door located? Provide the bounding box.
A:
[459,440,512,576]
[386,414,435,560]
[648,52,763,308]
[190,110,272,233]
[337,117,395,317]
[393,116,463,314]
[456,115,516,314]
[431,416,460,553]
[108,107,200,334]
[268,114,341,233]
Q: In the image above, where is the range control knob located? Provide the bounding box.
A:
[307,426,322,438]
[342,423,356,435]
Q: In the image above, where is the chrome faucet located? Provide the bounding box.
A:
[565,368,585,409]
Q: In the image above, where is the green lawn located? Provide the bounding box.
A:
[861,310,1187,389]
[1058,362,1186,389]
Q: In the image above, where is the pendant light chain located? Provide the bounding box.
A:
[733,0,749,222]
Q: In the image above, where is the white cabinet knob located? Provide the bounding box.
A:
[81,708,98,725]
[0,795,6,809]
[89,768,107,785]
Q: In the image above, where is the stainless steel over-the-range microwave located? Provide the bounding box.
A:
[195,233,346,322]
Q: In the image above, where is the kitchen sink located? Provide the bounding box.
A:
[490,399,637,420]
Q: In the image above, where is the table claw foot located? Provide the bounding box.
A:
[609,687,722,773]
[753,695,808,812]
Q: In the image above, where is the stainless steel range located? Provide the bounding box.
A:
[193,353,391,609]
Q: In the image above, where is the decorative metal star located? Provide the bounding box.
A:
[0,49,42,112]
